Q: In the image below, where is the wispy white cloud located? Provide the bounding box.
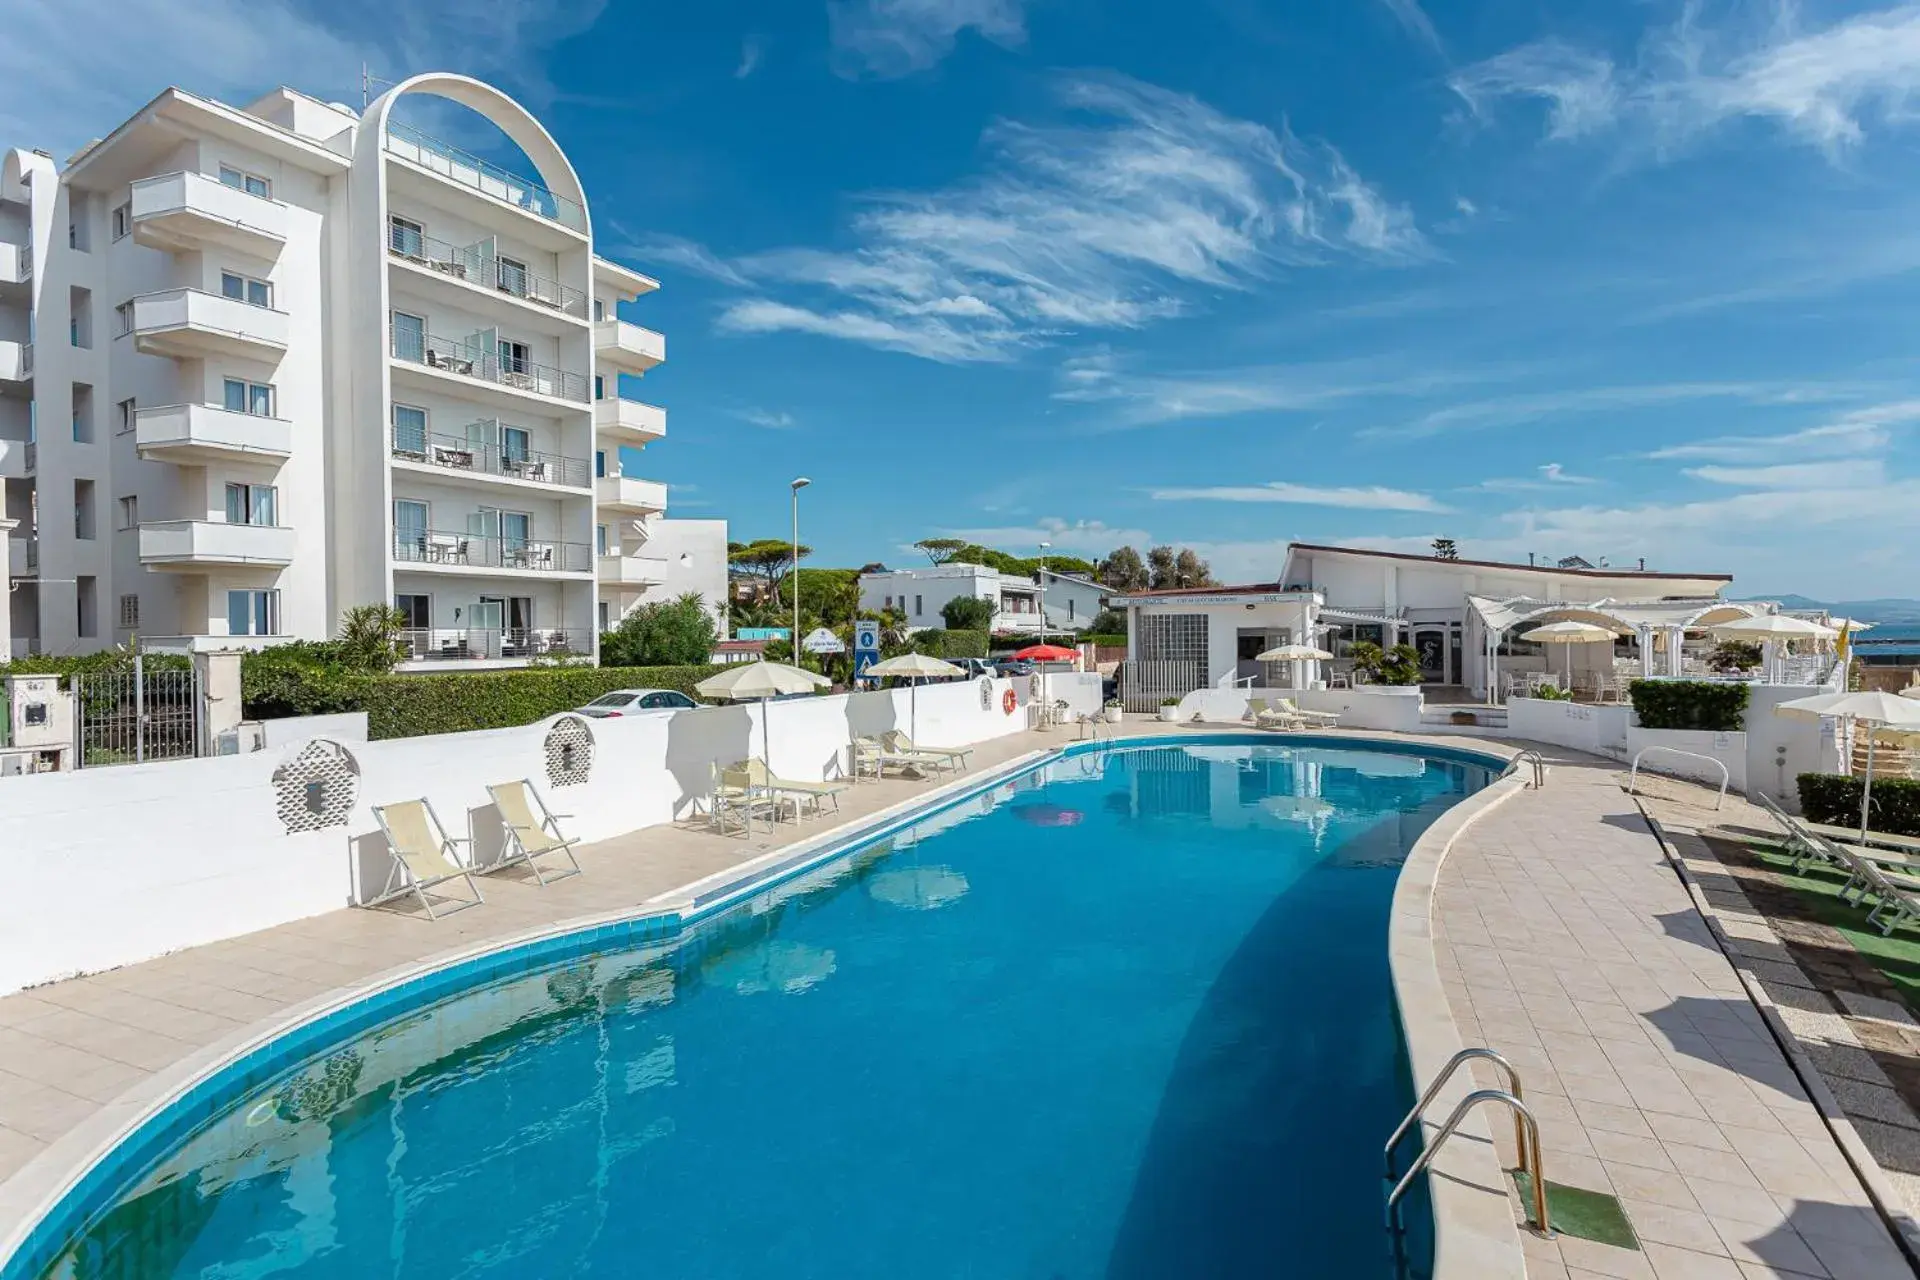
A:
[609,230,755,287]
[828,0,1028,79]
[1645,402,1918,462]
[1473,461,1602,491]
[1367,380,1858,440]
[1684,459,1885,488]
[735,35,765,79]
[734,407,798,430]
[688,72,1422,362]
[1453,2,1920,158]
[1378,0,1445,56]
[1148,480,1450,512]
[935,517,1153,555]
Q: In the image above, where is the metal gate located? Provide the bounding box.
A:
[1116,659,1205,713]
[74,663,202,767]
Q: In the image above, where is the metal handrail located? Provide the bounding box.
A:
[1628,744,1729,810]
[391,424,591,489]
[393,529,593,574]
[1511,749,1545,789]
[390,328,589,404]
[1385,1047,1525,1168]
[383,122,586,232]
[1387,1088,1551,1236]
[399,626,591,662]
[387,228,587,317]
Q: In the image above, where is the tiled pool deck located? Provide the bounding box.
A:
[0,725,1911,1279]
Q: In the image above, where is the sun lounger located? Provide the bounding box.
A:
[747,758,850,819]
[1272,697,1339,727]
[1246,698,1304,731]
[1757,794,1920,930]
[883,730,971,773]
[368,798,484,919]
[485,780,583,886]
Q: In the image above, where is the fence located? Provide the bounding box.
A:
[1116,659,1205,713]
[73,664,202,767]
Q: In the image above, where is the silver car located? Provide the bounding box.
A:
[575,689,700,719]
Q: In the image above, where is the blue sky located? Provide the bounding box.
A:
[8,0,1920,597]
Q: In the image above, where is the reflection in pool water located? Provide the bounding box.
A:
[35,741,1489,1279]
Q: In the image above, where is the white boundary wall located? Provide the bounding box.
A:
[0,677,1035,996]
[1172,684,1424,733]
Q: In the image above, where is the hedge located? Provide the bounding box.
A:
[1798,773,1920,837]
[1082,633,1127,648]
[911,628,988,659]
[1629,679,1749,732]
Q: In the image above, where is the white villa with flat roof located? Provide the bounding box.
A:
[859,562,1103,636]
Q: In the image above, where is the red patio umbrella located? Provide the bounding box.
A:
[1010,643,1079,662]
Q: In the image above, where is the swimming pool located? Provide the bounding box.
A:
[21,737,1495,1279]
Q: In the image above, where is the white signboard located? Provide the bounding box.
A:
[802,627,846,654]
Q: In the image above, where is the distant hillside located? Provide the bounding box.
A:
[1737,595,1920,625]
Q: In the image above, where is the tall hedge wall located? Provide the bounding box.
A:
[910,629,989,659]
[1628,679,1750,732]
[1798,773,1920,838]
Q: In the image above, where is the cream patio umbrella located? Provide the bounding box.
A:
[1775,691,1920,842]
[863,652,964,741]
[1517,621,1619,691]
[695,660,832,768]
[1255,643,1335,691]
[1712,615,1838,683]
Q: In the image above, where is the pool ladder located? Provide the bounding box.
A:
[1384,1047,1552,1237]
[1508,749,1546,788]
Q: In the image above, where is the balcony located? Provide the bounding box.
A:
[392,529,593,576]
[130,171,288,257]
[139,519,294,571]
[391,424,591,489]
[398,627,592,665]
[387,230,587,323]
[135,403,293,465]
[0,341,30,386]
[390,328,588,406]
[0,240,28,290]
[8,537,36,577]
[0,439,30,479]
[598,553,668,589]
[596,472,667,515]
[139,634,289,655]
[593,319,664,373]
[129,289,289,361]
[383,123,586,237]
[593,395,666,446]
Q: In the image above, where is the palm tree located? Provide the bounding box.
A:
[337,604,408,671]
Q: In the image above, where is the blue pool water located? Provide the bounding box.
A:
[37,740,1491,1279]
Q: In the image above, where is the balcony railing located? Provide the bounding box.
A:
[393,528,593,574]
[383,122,586,233]
[23,442,34,471]
[391,328,588,403]
[400,627,592,662]
[392,424,591,488]
[387,229,586,318]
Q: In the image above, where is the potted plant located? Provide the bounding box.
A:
[1158,696,1181,722]
[1104,699,1125,724]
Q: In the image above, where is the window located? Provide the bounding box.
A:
[76,576,97,638]
[227,589,280,637]
[594,449,607,479]
[496,255,528,297]
[390,310,425,362]
[224,482,277,525]
[393,499,428,556]
[593,299,605,321]
[117,398,136,434]
[501,425,529,464]
[884,595,893,610]
[70,382,91,443]
[914,595,923,617]
[111,203,130,240]
[388,214,424,259]
[595,524,609,556]
[598,601,611,632]
[118,594,140,629]
[223,378,274,416]
[219,166,270,198]
[497,338,530,374]
[1138,613,1209,663]
[391,403,427,455]
[73,479,95,540]
[220,271,272,308]
[115,302,133,336]
[1068,599,1076,621]
[394,593,430,629]
[118,495,138,530]
[593,374,605,400]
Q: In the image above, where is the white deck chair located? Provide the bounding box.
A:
[1247,698,1303,731]
[368,798,484,919]
[883,730,971,773]
[1272,697,1339,727]
[747,758,850,820]
[485,780,583,886]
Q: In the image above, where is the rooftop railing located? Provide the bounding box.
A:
[391,327,588,404]
[391,423,591,489]
[387,228,587,318]
[383,122,586,233]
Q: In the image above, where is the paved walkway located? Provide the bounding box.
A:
[1437,756,1913,1279]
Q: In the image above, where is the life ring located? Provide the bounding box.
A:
[1002,688,1018,715]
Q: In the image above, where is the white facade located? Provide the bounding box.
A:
[0,76,722,666]
[859,561,1097,635]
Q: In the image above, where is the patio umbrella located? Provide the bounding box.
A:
[1517,620,1619,689]
[1713,615,1837,683]
[695,660,831,768]
[1255,643,1334,691]
[863,652,964,741]
[1010,643,1079,662]
[1775,691,1920,842]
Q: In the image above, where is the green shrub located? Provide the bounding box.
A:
[354,665,722,739]
[1628,679,1749,731]
[1531,683,1573,702]
[1082,633,1128,648]
[912,628,988,659]
[1798,773,1920,837]
[0,649,190,685]
[940,596,995,632]
[599,593,718,667]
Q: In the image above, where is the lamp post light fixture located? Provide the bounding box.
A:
[790,477,811,665]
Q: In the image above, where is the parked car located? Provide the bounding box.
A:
[575,689,700,718]
[996,660,1035,677]
[943,657,999,681]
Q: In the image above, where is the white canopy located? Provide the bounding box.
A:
[863,653,964,739]
[695,661,832,767]
[1713,615,1837,642]
[1255,644,1334,661]
[1517,621,1619,642]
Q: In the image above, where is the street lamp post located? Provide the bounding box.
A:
[790,477,810,665]
[1038,539,1050,718]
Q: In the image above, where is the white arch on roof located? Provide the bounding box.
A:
[360,72,590,237]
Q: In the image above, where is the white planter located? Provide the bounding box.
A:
[1158,706,1180,722]
[1104,707,1124,724]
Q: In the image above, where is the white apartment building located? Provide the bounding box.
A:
[0,72,724,667]
[857,562,1101,636]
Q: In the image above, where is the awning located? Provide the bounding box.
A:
[1465,594,1762,635]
